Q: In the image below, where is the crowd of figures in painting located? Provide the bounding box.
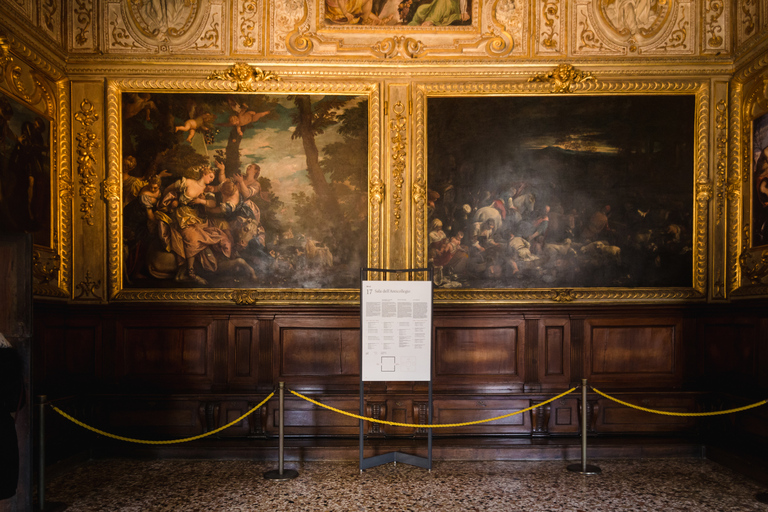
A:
[426,95,695,290]
[120,92,368,289]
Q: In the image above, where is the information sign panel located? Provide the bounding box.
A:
[361,280,432,382]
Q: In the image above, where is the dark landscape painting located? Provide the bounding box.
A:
[426,95,695,290]
[0,92,51,246]
[120,92,368,289]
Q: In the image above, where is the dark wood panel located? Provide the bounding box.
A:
[273,315,360,390]
[585,317,682,387]
[432,399,531,435]
[274,397,359,436]
[696,319,758,390]
[538,318,570,389]
[595,396,696,433]
[227,318,259,390]
[432,316,525,391]
[115,317,216,392]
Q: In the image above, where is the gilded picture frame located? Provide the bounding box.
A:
[105,72,380,304]
[414,75,710,303]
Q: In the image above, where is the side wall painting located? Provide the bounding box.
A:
[0,92,51,247]
[120,92,368,290]
[427,95,695,290]
[751,111,768,248]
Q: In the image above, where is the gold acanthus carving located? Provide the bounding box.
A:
[714,99,728,226]
[541,0,559,50]
[372,37,425,59]
[207,63,280,91]
[74,99,99,226]
[528,64,596,93]
[0,33,12,70]
[193,13,220,51]
[73,0,93,46]
[7,67,55,117]
[239,0,259,48]
[741,0,756,37]
[390,101,407,230]
[42,0,58,33]
[657,10,688,51]
[705,0,724,48]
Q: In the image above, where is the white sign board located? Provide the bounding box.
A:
[361,280,432,382]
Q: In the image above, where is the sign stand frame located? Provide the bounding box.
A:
[359,267,433,471]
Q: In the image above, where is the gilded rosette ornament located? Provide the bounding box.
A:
[207,63,280,91]
[529,64,596,93]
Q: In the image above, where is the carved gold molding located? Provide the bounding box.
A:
[73,99,99,226]
[390,101,406,230]
[528,64,596,93]
[207,63,280,91]
[56,80,73,296]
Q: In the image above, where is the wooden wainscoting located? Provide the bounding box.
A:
[32,302,768,460]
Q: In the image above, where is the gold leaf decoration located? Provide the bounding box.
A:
[390,101,407,230]
[74,99,99,226]
[528,64,596,93]
[208,63,280,91]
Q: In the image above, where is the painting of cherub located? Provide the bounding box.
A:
[121,92,369,290]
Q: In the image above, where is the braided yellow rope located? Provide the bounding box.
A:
[50,392,275,445]
[289,387,576,428]
[592,387,767,417]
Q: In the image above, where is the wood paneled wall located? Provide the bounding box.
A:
[31,302,768,449]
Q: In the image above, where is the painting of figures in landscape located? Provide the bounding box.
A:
[751,111,768,248]
[324,0,472,27]
[120,92,368,289]
[426,95,695,290]
[0,92,51,246]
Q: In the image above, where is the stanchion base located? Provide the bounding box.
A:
[36,501,68,512]
[263,469,299,480]
[566,463,602,475]
[756,492,768,504]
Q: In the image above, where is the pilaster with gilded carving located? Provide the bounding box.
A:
[71,81,105,302]
[711,80,730,300]
[386,83,411,275]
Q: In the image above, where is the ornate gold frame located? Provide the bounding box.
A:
[0,31,68,299]
[413,71,710,303]
[104,70,381,304]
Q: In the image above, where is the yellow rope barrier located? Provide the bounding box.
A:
[50,391,275,445]
[289,387,577,428]
[592,387,767,417]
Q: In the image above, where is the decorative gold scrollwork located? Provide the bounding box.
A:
[551,289,575,302]
[390,101,407,230]
[372,37,425,59]
[208,63,280,91]
[74,99,99,226]
[740,249,768,285]
[528,64,595,93]
[233,290,257,305]
[75,270,102,300]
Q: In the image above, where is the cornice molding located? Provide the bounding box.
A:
[0,16,66,80]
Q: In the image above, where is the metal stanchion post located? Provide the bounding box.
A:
[36,396,66,512]
[264,383,298,480]
[567,380,601,475]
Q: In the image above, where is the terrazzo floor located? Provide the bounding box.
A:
[44,458,768,511]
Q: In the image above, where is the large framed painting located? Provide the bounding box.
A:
[0,91,52,247]
[106,75,379,303]
[416,80,708,302]
[751,111,768,248]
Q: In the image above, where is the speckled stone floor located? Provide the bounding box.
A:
[44,458,768,512]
